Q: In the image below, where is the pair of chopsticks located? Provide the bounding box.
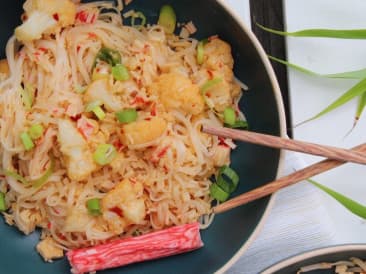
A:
[201,126,366,214]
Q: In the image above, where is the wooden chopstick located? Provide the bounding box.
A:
[202,125,366,165]
[212,142,366,214]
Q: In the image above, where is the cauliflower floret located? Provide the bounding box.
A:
[63,206,93,232]
[101,179,146,235]
[203,38,234,70]
[58,119,96,181]
[149,73,205,115]
[212,145,230,167]
[16,208,43,235]
[36,237,64,262]
[84,79,122,112]
[15,0,76,42]
[0,59,9,77]
[121,117,167,146]
[204,78,232,112]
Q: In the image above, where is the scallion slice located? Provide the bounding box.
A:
[230,120,249,129]
[210,183,230,202]
[85,101,106,120]
[3,170,28,185]
[116,108,138,123]
[201,77,222,94]
[218,165,239,193]
[223,107,236,126]
[158,5,176,34]
[94,47,121,68]
[0,192,6,212]
[20,132,34,151]
[112,64,130,81]
[32,157,54,188]
[93,144,117,165]
[131,11,147,29]
[196,40,207,65]
[87,198,101,216]
[29,124,44,140]
[20,86,33,110]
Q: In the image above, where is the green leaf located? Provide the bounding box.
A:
[309,179,366,219]
[257,23,366,39]
[298,78,366,125]
[269,56,366,79]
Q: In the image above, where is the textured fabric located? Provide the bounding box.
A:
[228,152,338,274]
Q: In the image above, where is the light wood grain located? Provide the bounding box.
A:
[212,142,366,214]
[202,125,366,165]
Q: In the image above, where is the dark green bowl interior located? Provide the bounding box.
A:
[265,246,366,274]
[0,1,283,273]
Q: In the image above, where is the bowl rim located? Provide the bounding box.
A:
[261,244,366,274]
[214,0,287,273]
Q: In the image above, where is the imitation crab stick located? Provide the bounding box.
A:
[67,222,203,274]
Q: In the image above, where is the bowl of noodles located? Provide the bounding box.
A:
[0,0,286,273]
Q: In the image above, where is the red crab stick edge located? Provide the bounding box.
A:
[67,222,203,274]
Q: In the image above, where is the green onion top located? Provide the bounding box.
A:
[85,101,103,112]
[112,64,130,81]
[20,86,34,110]
[158,5,176,34]
[94,47,121,68]
[0,192,6,212]
[116,108,138,123]
[86,198,102,216]
[32,157,54,188]
[29,124,44,140]
[210,165,240,202]
[92,106,106,120]
[197,41,205,65]
[210,183,230,202]
[93,144,117,165]
[223,107,236,126]
[201,77,222,94]
[20,132,34,151]
[4,169,28,185]
[131,11,147,29]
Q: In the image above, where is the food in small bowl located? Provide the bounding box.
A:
[0,0,285,273]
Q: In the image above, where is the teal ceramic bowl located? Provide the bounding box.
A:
[262,245,366,274]
[0,1,286,273]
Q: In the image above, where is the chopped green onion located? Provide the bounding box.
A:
[92,106,106,120]
[230,120,249,129]
[197,40,207,65]
[86,198,101,216]
[201,77,222,94]
[3,170,28,184]
[93,144,117,165]
[85,101,102,112]
[32,157,54,188]
[257,23,366,39]
[0,192,6,212]
[85,101,105,120]
[210,166,240,202]
[75,85,87,94]
[309,179,366,219]
[20,86,33,110]
[158,5,176,34]
[217,165,239,193]
[210,183,230,202]
[112,64,130,81]
[116,108,138,123]
[131,11,147,29]
[29,124,44,140]
[94,47,121,68]
[20,132,34,151]
[223,107,236,126]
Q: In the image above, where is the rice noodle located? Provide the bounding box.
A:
[0,0,245,258]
